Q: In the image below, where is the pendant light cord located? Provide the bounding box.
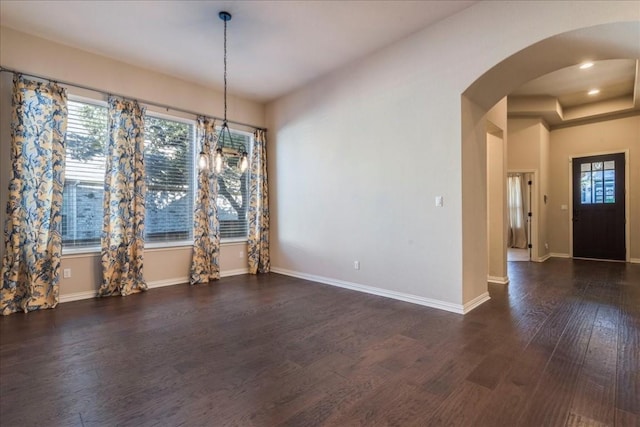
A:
[223,15,228,124]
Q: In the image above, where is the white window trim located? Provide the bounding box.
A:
[68,93,108,107]
[146,109,196,126]
[62,246,101,256]
[146,240,194,250]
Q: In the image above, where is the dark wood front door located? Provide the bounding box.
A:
[572,153,626,261]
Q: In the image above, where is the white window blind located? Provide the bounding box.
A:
[218,131,251,240]
[144,115,195,244]
[62,99,108,250]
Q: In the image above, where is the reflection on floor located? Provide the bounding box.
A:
[508,247,529,261]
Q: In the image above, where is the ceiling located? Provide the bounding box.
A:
[2,0,638,123]
[509,59,639,127]
[512,59,636,108]
[0,0,477,103]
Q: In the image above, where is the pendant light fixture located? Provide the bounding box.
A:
[198,11,249,174]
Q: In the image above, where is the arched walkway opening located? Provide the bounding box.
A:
[460,21,640,304]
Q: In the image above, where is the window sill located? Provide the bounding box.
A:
[62,238,247,257]
[62,247,101,258]
[221,238,248,245]
[146,241,193,251]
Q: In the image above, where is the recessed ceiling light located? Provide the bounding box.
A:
[580,62,594,69]
[588,89,600,95]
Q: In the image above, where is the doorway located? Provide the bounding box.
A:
[507,172,533,262]
[460,20,639,307]
[572,152,626,261]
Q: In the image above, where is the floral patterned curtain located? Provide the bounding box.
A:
[247,129,270,274]
[1,76,68,315]
[190,117,220,284]
[99,97,147,297]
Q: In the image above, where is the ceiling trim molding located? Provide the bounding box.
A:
[547,109,640,131]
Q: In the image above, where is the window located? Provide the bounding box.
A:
[218,131,251,240]
[144,114,195,244]
[61,98,243,251]
[580,160,615,204]
[62,99,108,250]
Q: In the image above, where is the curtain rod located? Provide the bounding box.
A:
[0,66,267,132]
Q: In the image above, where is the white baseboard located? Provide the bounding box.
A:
[547,253,638,264]
[59,291,97,303]
[534,254,551,263]
[271,267,489,315]
[464,292,491,314]
[487,275,509,285]
[147,277,188,289]
[221,268,249,277]
[59,269,249,303]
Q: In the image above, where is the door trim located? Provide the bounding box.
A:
[507,169,539,261]
[568,149,630,262]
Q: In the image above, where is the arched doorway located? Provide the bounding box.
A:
[460,21,640,306]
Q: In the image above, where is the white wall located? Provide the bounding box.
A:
[540,123,551,260]
[485,97,508,284]
[0,27,265,299]
[509,115,639,261]
[549,115,639,260]
[266,1,639,312]
[507,118,550,261]
[487,132,507,282]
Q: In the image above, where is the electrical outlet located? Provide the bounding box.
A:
[63,268,71,278]
[239,250,244,259]
[545,243,549,250]
[354,261,360,270]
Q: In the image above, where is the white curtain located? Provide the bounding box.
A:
[507,174,528,248]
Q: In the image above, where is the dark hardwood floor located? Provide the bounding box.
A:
[1,259,638,426]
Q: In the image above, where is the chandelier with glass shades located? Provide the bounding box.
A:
[198,11,249,174]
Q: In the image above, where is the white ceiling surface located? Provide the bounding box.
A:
[509,58,639,126]
[0,0,477,102]
[512,59,637,108]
